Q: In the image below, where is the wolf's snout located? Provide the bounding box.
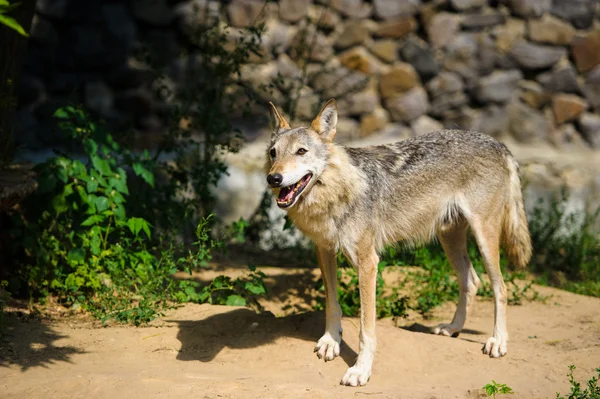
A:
[267,173,283,187]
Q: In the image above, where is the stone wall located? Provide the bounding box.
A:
[16,0,600,150]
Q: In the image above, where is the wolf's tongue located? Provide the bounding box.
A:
[279,186,293,201]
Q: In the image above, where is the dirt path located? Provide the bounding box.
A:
[2,267,599,399]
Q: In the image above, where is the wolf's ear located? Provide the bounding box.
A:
[311,99,338,141]
[268,102,291,133]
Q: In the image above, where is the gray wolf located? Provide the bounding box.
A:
[265,99,532,387]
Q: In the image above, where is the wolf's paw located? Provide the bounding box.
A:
[314,332,341,361]
[482,335,508,358]
[340,365,371,387]
[432,323,462,337]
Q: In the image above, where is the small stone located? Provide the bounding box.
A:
[278,0,310,22]
[30,15,58,45]
[528,14,576,46]
[479,105,509,137]
[426,71,464,95]
[175,0,221,29]
[360,107,390,136]
[492,18,526,52]
[507,101,551,143]
[583,66,600,110]
[550,0,596,29]
[265,19,297,56]
[536,66,581,94]
[369,40,398,63]
[449,0,486,11]
[227,0,264,28]
[290,26,332,62]
[18,74,45,105]
[310,66,369,98]
[132,0,173,26]
[509,41,566,70]
[336,118,361,142]
[429,91,469,118]
[518,80,550,109]
[322,0,372,19]
[340,89,380,115]
[373,0,421,19]
[335,21,370,49]
[295,88,320,120]
[474,69,523,104]
[461,12,506,30]
[411,115,443,136]
[309,6,341,31]
[442,107,482,131]
[578,112,600,148]
[399,38,440,82]
[379,63,420,99]
[276,54,301,79]
[339,47,384,74]
[572,31,600,73]
[505,0,551,18]
[36,0,68,18]
[385,86,429,122]
[375,16,417,39]
[551,94,588,124]
[549,124,589,149]
[427,12,462,49]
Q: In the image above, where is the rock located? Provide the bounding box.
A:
[427,12,462,49]
[518,80,550,109]
[375,16,417,39]
[479,105,509,137]
[474,69,523,104]
[295,88,320,120]
[335,21,370,49]
[379,64,420,99]
[290,26,332,62]
[505,0,551,18]
[373,0,421,19]
[310,66,370,98]
[536,65,581,94]
[336,117,361,142]
[369,40,398,63]
[175,0,221,29]
[309,5,341,31]
[442,107,483,131]
[583,66,600,110]
[276,54,301,79]
[443,33,495,85]
[549,124,589,149]
[322,0,372,19]
[426,71,464,95]
[578,112,600,148]
[571,31,600,73]
[450,0,486,10]
[340,89,380,115]
[507,101,551,143]
[227,0,264,28]
[36,0,69,18]
[492,18,526,52]
[30,15,58,45]
[411,115,443,136]
[114,88,153,117]
[18,74,45,105]
[399,38,440,82]
[508,41,566,70]
[429,91,469,118]
[104,4,136,46]
[339,47,384,74]
[528,14,576,46]
[385,86,429,122]
[132,0,173,26]
[278,0,310,22]
[360,107,390,136]
[550,0,596,29]
[264,19,297,56]
[552,94,588,124]
[461,12,506,30]
[107,58,153,90]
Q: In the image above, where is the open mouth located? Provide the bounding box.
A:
[276,173,313,208]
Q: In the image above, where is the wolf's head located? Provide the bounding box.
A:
[266,99,338,209]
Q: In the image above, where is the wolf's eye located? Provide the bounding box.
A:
[297,148,307,155]
[269,148,276,158]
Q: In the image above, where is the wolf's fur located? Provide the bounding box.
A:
[266,100,532,387]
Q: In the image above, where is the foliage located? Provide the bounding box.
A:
[556,365,600,399]
[483,380,514,399]
[528,189,600,297]
[0,0,28,36]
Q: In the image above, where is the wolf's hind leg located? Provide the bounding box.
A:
[433,223,480,337]
[314,245,342,362]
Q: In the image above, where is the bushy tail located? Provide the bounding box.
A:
[502,156,532,269]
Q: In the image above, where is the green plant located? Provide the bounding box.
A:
[483,380,514,398]
[0,0,28,36]
[556,365,600,399]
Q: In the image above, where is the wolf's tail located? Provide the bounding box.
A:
[501,155,532,269]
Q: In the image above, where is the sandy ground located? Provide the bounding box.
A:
[1,265,599,399]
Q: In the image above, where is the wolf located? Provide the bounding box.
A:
[265,99,532,387]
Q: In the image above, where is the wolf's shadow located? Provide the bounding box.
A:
[170,308,357,367]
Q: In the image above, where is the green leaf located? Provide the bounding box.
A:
[83,139,98,156]
[92,196,109,213]
[127,217,151,239]
[109,168,128,194]
[81,214,104,226]
[86,178,98,193]
[244,282,265,295]
[67,248,85,263]
[53,107,70,119]
[225,295,246,307]
[133,162,155,187]
[0,14,29,36]
[91,155,112,176]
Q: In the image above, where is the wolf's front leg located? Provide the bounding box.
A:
[314,245,342,361]
[341,246,378,387]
